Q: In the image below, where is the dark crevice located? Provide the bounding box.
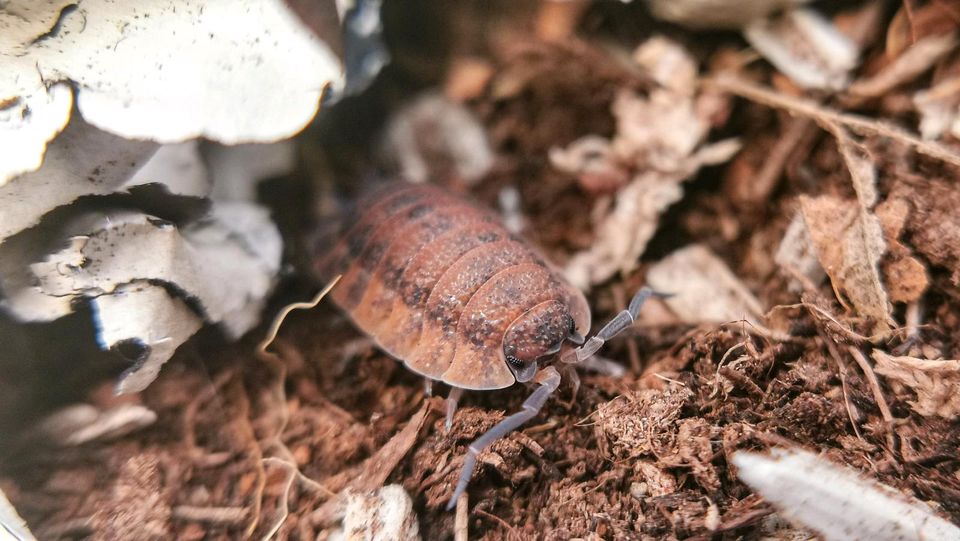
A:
[29,3,79,45]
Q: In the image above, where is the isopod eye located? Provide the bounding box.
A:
[506,354,525,368]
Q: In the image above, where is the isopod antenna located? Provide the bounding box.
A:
[560,287,672,365]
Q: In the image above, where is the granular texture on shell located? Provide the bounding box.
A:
[315,182,590,390]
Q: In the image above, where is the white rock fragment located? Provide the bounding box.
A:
[205,141,296,202]
[32,207,281,338]
[93,283,204,394]
[1,203,282,392]
[734,447,960,541]
[1,0,343,184]
[127,142,210,198]
[0,116,158,241]
[0,83,74,186]
[0,485,36,541]
[328,485,420,541]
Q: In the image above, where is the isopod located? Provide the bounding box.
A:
[314,182,662,509]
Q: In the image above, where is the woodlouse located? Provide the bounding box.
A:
[314,182,663,509]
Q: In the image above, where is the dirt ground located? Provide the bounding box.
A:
[3,1,960,540]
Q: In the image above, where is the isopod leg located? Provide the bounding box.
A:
[445,387,464,432]
[560,287,670,365]
[579,355,626,377]
[558,363,580,409]
[424,378,434,397]
[445,367,561,511]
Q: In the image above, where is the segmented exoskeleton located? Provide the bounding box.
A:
[314,182,662,509]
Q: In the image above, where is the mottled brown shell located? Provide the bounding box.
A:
[315,183,591,390]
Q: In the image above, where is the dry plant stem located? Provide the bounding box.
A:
[251,278,340,536]
[182,369,235,458]
[847,346,898,454]
[474,508,522,541]
[171,506,248,526]
[905,299,922,340]
[224,376,269,539]
[262,457,335,498]
[769,302,897,344]
[748,117,814,204]
[820,332,864,440]
[454,493,468,541]
[260,461,298,540]
[708,74,960,169]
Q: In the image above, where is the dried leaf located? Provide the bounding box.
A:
[875,197,929,303]
[775,211,826,292]
[887,0,960,57]
[799,129,893,331]
[873,351,960,419]
[835,131,892,325]
[0,0,342,184]
[565,172,685,289]
[848,33,958,99]
[646,244,766,327]
[734,447,960,541]
[648,0,810,30]
[914,76,960,140]
[34,403,158,446]
[379,93,494,185]
[560,37,740,288]
[744,8,859,91]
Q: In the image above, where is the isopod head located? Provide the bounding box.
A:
[501,300,579,382]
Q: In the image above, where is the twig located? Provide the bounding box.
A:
[260,462,297,540]
[767,302,902,344]
[257,277,340,354]
[474,508,522,541]
[847,346,898,454]
[172,506,248,526]
[707,74,960,169]
[820,332,863,441]
[263,457,335,497]
[741,117,814,205]
[454,493,469,541]
[251,277,340,538]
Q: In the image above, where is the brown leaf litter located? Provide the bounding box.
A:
[4,4,960,540]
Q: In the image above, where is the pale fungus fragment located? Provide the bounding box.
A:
[0,0,343,184]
